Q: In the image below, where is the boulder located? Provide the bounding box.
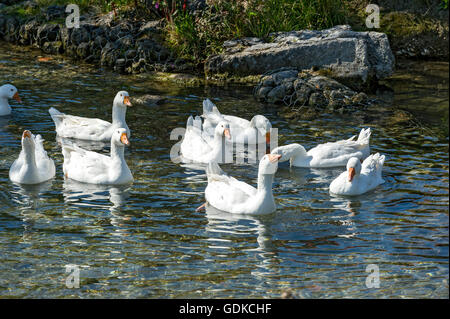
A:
[133,94,166,107]
[206,25,395,89]
[254,68,370,113]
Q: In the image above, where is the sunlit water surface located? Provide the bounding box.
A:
[0,43,448,298]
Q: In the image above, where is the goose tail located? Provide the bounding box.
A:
[201,99,222,119]
[357,128,371,145]
[206,162,225,181]
[186,115,194,128]
[48,107,64,129]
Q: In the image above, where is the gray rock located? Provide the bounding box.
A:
[137,20,161,36]
[77,42,90,58]
[125,49,136,59]
[254,68,371,114]
[272,69,298,85]
[308,75,349,91]
[261,75,275,87]
[255,86,273,101]
[352,92,368,104]
[70,26,91,45]
[94,35,107,48]
[309,92,327,108]
[133,94,166,106]
[115,58,126,66]
[42,41,63,54]
[294,84,314,106]
[266,85,286,103]
[43,5,66,21]
[36,24,60,46]
[206,25,395,88]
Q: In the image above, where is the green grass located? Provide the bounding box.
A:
[166,0,348,64]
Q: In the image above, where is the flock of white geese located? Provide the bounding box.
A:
[1,84,386,216]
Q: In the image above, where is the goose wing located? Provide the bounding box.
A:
[34,134,55,179]
[205,163,256,212]
[49,107,111,140]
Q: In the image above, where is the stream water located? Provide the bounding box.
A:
[0,42,448,298]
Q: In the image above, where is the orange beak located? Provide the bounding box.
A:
[123,96,132,107]
[268,154,281,163]
[120,132,130,146]
[265,131,271,154]
[348,167,356,182]
[224,128,231,139]
[23,130,31,138]
[13,92,22,103]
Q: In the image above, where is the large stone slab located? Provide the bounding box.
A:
[205,25,395,89]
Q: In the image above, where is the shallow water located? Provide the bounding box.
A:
[0,42,448,298]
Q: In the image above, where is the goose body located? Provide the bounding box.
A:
[49,91,131,141]
[62,128,133,185]
[329,153,385,196]
[0,84,21,116]
[9,130,55,184]
[202,99,272,145]
[180,115,232,164]
[203,153,281,215]
[271,128,371,168]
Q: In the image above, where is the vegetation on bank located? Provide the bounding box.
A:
[1,0,448,64]
[164,0,348,62]
[1,0,349,63]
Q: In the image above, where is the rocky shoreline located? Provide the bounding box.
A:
[0,0,447,117]
[0,3,190,75]
[254,68,369,112]
[205,25,395,91]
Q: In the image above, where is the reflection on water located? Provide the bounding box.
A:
[63,179,131,213]
[0,42,448,298]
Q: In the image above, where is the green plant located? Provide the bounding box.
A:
[165,0,348,64]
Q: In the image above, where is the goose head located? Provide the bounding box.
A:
[214,121,231,140]
[259,153,281,175]
[250,115,272,144]
[346,157,362,182]
[21,130,35,159]
[271,143,307,164]
[0,84,21,104]
[113,91,132,108]
[112,128,130,147]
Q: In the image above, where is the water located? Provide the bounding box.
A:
[0,42,448,298]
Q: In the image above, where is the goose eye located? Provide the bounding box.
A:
[10,89,13,92]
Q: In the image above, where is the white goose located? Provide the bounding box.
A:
[180,115,232,164]
[0,84,22,116]
[49,91,131,141]
[271,128,371,168]
[329,153,385,196]
[62,128,133,185]
[202,99,272,145]
[9,130,55,184]
[197,153,282,215]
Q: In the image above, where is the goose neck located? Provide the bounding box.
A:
[112,103,127,125]
[257,173,274,193]
[111,143,125,162]
[0,97,11,115]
